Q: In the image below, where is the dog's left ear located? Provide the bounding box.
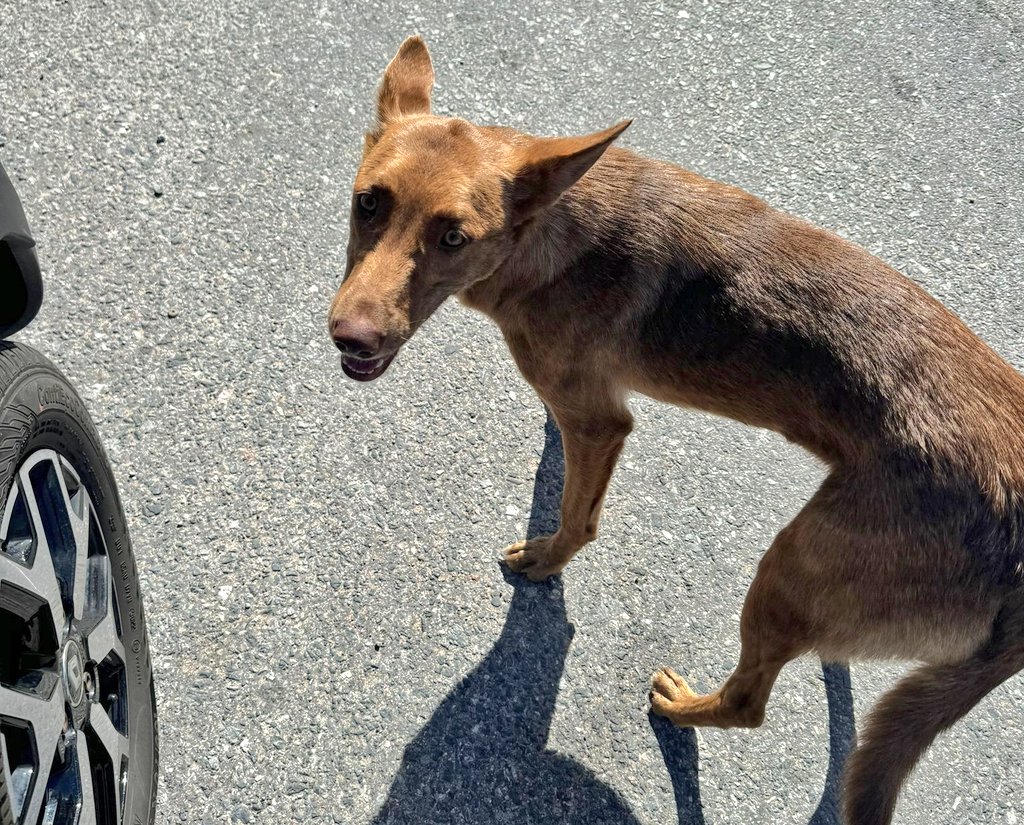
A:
[367,36,434,150]
[508,120,632,224]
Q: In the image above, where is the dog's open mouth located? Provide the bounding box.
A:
[340,352,396,382]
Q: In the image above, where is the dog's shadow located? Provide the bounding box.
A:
[370,413,856,824]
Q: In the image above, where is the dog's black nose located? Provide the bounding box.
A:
[331,316,382,359]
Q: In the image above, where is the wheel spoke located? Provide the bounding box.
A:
[0,549,66,641]
[12,460,69,634]
[89,706,127,767]
[0,741,13,809]
[88,707,128,820]
[55,459,92,623]
[84,595,122,666]
[76,732,98,825]
[0,685,61,732]
[3,686,65,825]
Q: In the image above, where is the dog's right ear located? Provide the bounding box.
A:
[366,36,434,151]
[508,120,631,225]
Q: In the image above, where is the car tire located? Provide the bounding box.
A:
[0,341,157,825]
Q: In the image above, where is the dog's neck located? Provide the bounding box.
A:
[459,157,633,319]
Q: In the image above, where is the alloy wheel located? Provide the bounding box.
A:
[1,449,130,825]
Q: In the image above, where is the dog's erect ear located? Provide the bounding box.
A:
[368,36,434,147]
[508,120,631,224]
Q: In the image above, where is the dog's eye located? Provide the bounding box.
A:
[356,192,378,218]
[440,228,468,250]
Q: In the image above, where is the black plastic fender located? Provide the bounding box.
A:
[0,163,43,339]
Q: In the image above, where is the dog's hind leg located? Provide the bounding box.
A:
[650,522,812,728]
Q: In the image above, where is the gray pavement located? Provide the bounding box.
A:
[2,0,1023,822]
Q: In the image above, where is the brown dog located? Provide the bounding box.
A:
[328,37,1024,825]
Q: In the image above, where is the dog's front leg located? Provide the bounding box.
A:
[505,407,632,581]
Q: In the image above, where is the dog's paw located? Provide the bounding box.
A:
[649,667,697,719]
[503,535,567,582]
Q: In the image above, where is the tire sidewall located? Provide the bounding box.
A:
[0,345,157,825]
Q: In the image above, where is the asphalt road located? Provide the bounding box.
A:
[2,0,1023,822]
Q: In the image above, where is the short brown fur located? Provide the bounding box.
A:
[328,37,1024,825]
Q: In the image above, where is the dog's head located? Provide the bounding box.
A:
[327,36,629,381]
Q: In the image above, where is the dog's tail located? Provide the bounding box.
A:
[843,588,1024,825]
